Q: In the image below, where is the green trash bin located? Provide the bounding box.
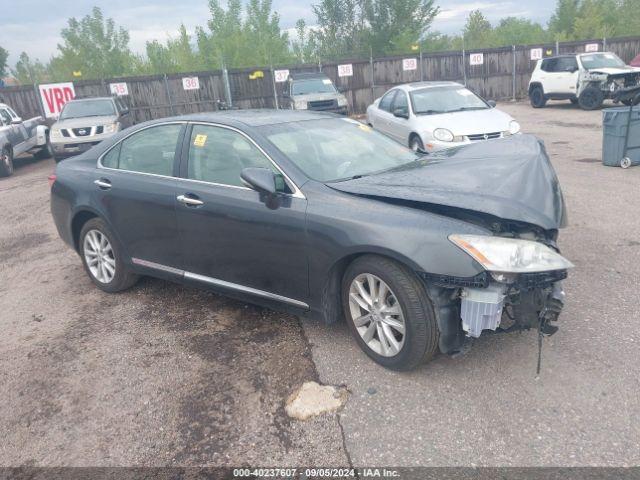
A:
[602,105,640,168]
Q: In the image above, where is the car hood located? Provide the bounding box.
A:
[588,66,640,75]
[53,115,118,128]
[414,108,513,136]
[293,92,344,102]
[329,134,567,231]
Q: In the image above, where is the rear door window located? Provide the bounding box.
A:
[102,124,182,176]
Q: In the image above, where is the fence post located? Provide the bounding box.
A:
[369,47,375,104]
[419,47,424,82]
[462,48,467,86]
[222,66,232,108]
[270,66,279,110]
[163,74,175,116]
[512,45,517,102]
[555,40,560,55]
[603,37,607,50]
[32,84,46,119]
[318,59,322,73]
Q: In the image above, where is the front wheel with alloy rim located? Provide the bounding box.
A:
[342,255,439,370]
[79,218,139,293]
[0,147,14,177]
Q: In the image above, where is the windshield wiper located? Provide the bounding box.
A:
[415,110,443,115]
[444,106,488,113]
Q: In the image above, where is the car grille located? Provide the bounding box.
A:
[72,127,93,137]
[308,99,337,111]
[467,132,502,141]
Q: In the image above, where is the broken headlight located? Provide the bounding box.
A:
[449,234,574,273]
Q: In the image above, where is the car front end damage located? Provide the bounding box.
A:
[579,69,640,100]
[419,231,572,360]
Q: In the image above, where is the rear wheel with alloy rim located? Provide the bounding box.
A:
[79,218,139,293]
[0,147,14,177]
[342,255,439,370]
[529,86,546,108]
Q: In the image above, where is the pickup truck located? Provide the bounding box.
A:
[0,103,51,177]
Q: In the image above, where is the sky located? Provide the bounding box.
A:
[0,0,557,66]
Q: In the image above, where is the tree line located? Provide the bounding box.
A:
[2,0,639,85]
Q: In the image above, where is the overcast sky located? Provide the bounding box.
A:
[1,0,557,65]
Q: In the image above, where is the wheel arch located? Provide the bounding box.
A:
[71,209,99,251]
[529,82,544,95]
[317,248,425,324]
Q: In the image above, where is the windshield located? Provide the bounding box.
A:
[580,53,626,69]
[291,78,336,96]
[259,118,418,182]
[410,86,488,114]
[60,99,116,119]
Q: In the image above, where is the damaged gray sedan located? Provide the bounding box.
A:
[51,111,572,371]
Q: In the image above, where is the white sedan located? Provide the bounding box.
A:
[366,81,520,152]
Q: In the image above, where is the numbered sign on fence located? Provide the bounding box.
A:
[469,53,484,66]
[274,69,290,83]
[530,48,543,61]
[585,43,599,52]
[338,64,353,77]
[109,82,128,96]
[182,77,200,90]
[402,58,417,71]
[38,82,75,118]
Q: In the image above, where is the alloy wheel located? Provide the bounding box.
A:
[83,229,116,283]
[348,273,406,357]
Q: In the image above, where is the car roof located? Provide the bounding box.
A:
[289,72,330,80]
[393,81,462,92]
[66,96,116,103]
[175,109,339,127]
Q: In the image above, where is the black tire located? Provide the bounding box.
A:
[409,134,425,153]
[570,98,579,105]
[342,255,439,371]
[0,147,14,177]
[79,218,139,293]
[529,86,547,108]
[578,87,604,110]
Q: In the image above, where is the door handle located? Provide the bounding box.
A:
[94,178,112,189]
[177,194,204,206]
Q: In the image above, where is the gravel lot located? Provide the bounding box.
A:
[0,101,638,468]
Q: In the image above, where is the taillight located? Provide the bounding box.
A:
[48,174,56,188]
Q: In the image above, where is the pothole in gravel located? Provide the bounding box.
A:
[285,381,349,421]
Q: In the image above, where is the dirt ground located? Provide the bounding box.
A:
[1,100,639,468]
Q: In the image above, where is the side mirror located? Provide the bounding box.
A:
[566,66,578,73]
[337,86,347,93]
[11,117,22,124]
[393,108,409,119]
[121,109,130,115]
[241,167,277,195]
[487,100,497,108]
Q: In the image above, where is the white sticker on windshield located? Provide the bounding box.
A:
[322,79,332,85]
[582,55,594,62]
[604,54,615,59]
[457,89,473,96]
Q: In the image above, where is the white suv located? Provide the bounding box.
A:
[528,52,640,110]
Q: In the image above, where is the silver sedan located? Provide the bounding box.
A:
[366,81,520,152]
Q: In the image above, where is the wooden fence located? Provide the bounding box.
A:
[2,36,639,122]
